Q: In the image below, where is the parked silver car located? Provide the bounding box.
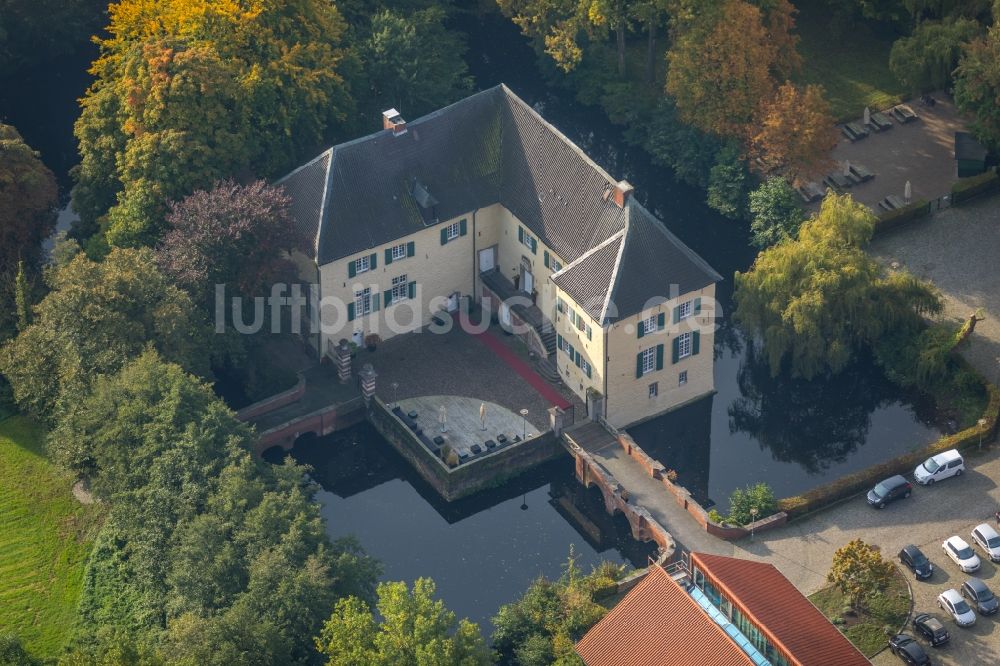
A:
[971,523,1000,562]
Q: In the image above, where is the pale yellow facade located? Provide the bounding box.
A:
[603,283,717,428]
[300,204,715,428]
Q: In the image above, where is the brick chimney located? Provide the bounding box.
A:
[382,108,407,136]
[612,179,633,208]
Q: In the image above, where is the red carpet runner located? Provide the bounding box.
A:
[469,326,573,410]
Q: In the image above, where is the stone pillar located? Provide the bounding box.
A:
[335,339,352,383]
[359,363,377,404]
[548,406,566,437]
[586,390,604,422]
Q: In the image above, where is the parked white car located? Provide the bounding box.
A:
[971,523,1000,562]
[939,588,977,626]
[943,536,982,572]
[914,449,964,485]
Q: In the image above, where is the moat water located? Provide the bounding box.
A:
[1,6,946,630]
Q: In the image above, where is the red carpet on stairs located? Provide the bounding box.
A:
[471,328,573,410]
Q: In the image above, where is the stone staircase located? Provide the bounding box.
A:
[538,327,557,356]
[536,353,561,383]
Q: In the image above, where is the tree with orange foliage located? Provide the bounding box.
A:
[665,0,778,138]
[750,83,838,184]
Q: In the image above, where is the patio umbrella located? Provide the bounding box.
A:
[439,405,448,433]
[904,180,912,202]
[864,107,871,125]
[480,402,487,431]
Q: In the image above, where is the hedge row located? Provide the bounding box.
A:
[951,169,1000,205]
[778,379,1000,518]
[874,199,931,234]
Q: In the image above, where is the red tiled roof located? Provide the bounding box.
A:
[575,566,755,666]
[690,552,870,666]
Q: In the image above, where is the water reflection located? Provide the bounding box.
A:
[266,423,656,631]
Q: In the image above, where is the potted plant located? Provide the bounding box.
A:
[364,333,381,352]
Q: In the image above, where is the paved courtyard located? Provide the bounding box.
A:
[870,194,1000,383]
[814,96,970,211]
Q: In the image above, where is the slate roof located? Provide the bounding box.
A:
[277,84,720,322]
[691,553,870,666]
[575,565,754,666]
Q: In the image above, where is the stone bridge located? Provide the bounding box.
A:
[563,422,677,559]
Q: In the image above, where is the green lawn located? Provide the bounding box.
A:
[795,2,907,121]
[0,416,105,658]
[809,569,910,657]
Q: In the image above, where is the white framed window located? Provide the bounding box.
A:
[649,382,658,398]
[551,258,562,272]
[559,336,574,359]
[677,300,692,320]
[391,274,409,303]
[641,347,656,375]
[584,323,592,340]
[679,370,688,386]
[521,229,536,250]
[575,311,586,332]
[390,243,407,261]
[556,297,566,314]
[579,357,592,377]
[677,332,692,360]
[354,287,372,316]
[641,315,657,336]
[446,222,460,240]
[354,255,371,275]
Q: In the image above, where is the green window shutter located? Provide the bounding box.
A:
[692,331,701,355]
[656,344,665,371]
[557,334,563,350]
[586,325,592,341]
[657,313,665,330]
[518,226,524,243]
[384,288,393,306]
[531,237,537,254]
[637,319,645,339]
[347,302,355,321]
[636,353,643,378]
[544,250,549,268]
[372,292,380,311]
[694,297,702,315]
[673,305,680,324]
[459,219,467,236]
[348,261,356,278]
[440,228,448,245]
[369,253,377,269]
[586,363,592,379]
[407,241,415,257]
[408,281,416,299]
[385,248,393,265]
[671,338,679,364]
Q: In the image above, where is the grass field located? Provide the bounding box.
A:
[0,416,105,658]
[795,2,907,121]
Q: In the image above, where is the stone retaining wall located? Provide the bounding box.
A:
[236,373,306,421]
[369,396,562,501]
[254,397,366,455]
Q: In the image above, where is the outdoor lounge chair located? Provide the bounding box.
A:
[825,172,852,189]
[845,121,869,139]
[886,194,906,209]
[892,105,918,123]
[849,163,875,182]
[868,112,893,131]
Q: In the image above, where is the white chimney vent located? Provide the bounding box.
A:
[382,108,407,136]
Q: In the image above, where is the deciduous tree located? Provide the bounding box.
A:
[890,18,982,94]
[734,194,941,379]
[827,539,897,611]
[665,0,778,138]
[750,83,838,184]
[747,177,807,248]
[316,578,492,666]
[954,21,1000,150]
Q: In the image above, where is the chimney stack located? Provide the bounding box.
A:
[382,108,407,136]
[612,180,633,209]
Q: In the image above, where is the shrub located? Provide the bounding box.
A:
[727,482,776,525]
[951,169,1000,204]
[707,508,726,525]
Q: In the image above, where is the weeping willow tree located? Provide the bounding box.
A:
[734,193,942,379]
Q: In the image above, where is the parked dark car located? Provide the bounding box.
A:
[899,545,934,580]
[868,475,912,508]
[961,578,999,615]
[912,613,950,646]
[889,634,931,665]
